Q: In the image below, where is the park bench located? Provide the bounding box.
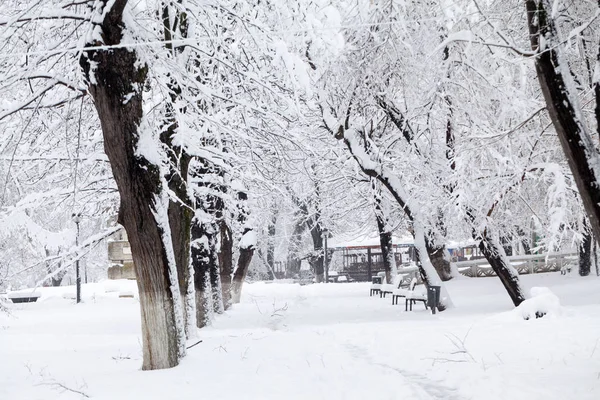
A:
[369,272,386,296]
[392,277,428,311]
[7,290,41,303]
[380,274,409,298]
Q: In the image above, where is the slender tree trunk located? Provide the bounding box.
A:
[479,230,527,306]
[525,0,600,246]
[375,211,394,284]
[595,237,599,276]
[373,179,394,283]
[81,0,185,370]
[219,221,234,310]
[266,210,277,280]
[579,225,592,277]
[308,215,324,283]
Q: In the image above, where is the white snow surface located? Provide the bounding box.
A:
[1,274,600,399]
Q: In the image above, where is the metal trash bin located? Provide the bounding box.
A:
[427,286,441,314]
[372,276,382,285]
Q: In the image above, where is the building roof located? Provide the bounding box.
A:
[329,234,414,250]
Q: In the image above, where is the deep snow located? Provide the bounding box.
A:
[1,273,600,399]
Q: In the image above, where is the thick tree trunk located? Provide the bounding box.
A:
[210,251,224,313]
[525,0,600,247]
[425,238,453,281]
[230,190,255,303]
[158,4,195,336]
[81,0,185,370]
[464,208,526,306]
[164,147,192,322]
[478,229,526,306]
[579,227,592,277]
[231,246,255,304]
[45,248,65,287]
[191,213,214,328]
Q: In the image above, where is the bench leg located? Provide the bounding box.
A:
[405,299,408,311]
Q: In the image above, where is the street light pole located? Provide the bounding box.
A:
[72,213,81,304]
[323,228,328,283]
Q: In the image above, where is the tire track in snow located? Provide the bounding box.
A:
[343,343,466,400]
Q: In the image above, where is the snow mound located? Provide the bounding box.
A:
[515,287,563,320]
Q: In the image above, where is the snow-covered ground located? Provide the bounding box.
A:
[1,273,600,400]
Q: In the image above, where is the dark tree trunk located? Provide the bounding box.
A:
[191,214,213,328]
[190,159,224,321]
[464,209,526,306]
[579,227,592,277]
[219,221,233,310]
[525,0,600,247]
[209,249,224,313]
[308,224,324,283]
[373,179,393,283]
[376,213,393,284]
[479,231,526,306]
[595,238,599,276]
[160,4,193,333]
[81,0,184,370]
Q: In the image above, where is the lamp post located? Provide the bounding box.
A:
[323,228,328,283]
[72,213,82,303]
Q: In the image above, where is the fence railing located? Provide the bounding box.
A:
[453,252,578,278]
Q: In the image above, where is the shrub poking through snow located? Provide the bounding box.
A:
[515,287,562,320]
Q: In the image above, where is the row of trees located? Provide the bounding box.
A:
[1,0,599,369]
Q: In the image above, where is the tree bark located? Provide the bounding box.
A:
[307,204,324,283]
[375,208,394,284]
[425,238,453,282]
[191,210,214,328]
[231,190,255,303]
[81,0,185,370]
[479,230,527,306]
[525,0,600,247]
[286,205,307,278]
[231,232,255,304]
[266,210,277,280]
[160,2,194,337]
[219,221,234,309]
[579,225,592,277]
